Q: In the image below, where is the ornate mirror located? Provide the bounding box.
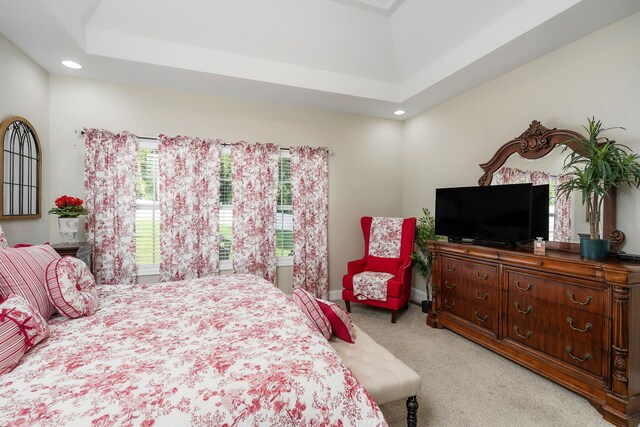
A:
[0,116,42,220]
[478,120,623,253]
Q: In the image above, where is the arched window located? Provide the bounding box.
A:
[0,116,41,219]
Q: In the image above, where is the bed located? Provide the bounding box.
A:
[0,274,387,426]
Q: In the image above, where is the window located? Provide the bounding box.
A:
[276,152,293,265]
[219,150,233,270]
[134,142,293,274]
[135,141,160,275]
[1,116,41,219]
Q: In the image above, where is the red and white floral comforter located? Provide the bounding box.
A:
[0,274,387,427]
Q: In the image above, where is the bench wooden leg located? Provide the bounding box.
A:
[406,395,418,427]
[344,300,351,313]
[391,310,398,323]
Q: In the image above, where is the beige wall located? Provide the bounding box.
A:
[48,76,404,293]
[0,34,49,244]
[403,10,640,294]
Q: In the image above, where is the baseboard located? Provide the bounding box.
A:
[330,288,429,303]
[411,287,429,303]
[329,289,342,301]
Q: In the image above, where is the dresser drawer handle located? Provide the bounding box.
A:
[474,311,488,322]
[566,317,593,333]
[536,260,543,267]
[444,280,456,290]
[514,302,533,314]
[514,280,533,291]
[475,271,489,280]
[444,299,455,310]
[568,291,593,306]
[445,264,456,272]
[513,325,532,339]
[475,290,489,300]
[565,346,591,362]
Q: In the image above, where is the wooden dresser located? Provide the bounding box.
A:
[427,241,640,427]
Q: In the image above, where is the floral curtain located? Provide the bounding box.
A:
[290,146,329,299]
[231,142,279,283]
[84,129,138,285]
[0,224,7,248]
[158,135,221,282]
[554,174,573,242]
[493,166,573,242]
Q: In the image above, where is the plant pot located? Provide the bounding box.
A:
[421,300,432,313]
[58,217,80,245]
[580,238,610,260]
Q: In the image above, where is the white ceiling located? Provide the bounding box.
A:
[1,0,639,119]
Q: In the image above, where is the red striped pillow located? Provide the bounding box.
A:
[292,288,332,339]
[46,257,98,319]
[0,294,50,374]
[316,299,356,343]
[0,245,60,320]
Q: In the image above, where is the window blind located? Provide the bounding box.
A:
[135,145,161,269]
[135,142,293,273]
[276,153,293,260]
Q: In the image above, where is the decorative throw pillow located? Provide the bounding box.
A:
[0,245,60,320]
[0,294,50,374]
[316,299,356,343]
[46,257,98,319]
[292,288,332,339]
[0,224,7,248]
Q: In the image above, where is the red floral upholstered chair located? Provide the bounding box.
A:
[342,216,416,323]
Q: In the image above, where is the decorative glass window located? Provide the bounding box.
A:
[0,116,41,219]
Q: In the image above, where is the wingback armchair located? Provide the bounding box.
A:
[342,216,416,323]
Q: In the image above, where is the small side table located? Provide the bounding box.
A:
[50,242,94,274]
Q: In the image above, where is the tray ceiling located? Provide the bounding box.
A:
[1,0,639,119]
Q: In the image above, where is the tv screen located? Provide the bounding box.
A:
[435,183,537,244]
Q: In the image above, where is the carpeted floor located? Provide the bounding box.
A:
[347,302,612,427]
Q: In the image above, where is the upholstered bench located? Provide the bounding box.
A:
[329,324,421,427]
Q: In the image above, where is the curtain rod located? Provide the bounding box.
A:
[76,130,334,155]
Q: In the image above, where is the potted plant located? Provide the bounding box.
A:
[557,117,640,259]
[48,195,88,244]
[411,208,441,312]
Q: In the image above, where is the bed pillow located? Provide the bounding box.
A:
[316,299,356,343]
[0,245,60,320]
[46,257,98,319]
[0,294,50,375]
[0,224,7,248]
[292,288,332,339]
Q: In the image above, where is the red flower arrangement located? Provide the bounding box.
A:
[48,195,88,218]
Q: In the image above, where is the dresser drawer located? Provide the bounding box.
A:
[441,275,497,310]
[507,270,605,315]
[507,316,604,377]
[507,292,605,349]
[441,256,497,287]
[440,292,497,334]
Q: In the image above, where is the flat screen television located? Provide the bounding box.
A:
[435,183,549,246]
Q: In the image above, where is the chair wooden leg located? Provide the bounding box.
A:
[403,301,409,310]
[406,396,418,427]
[344,300,351,313]
[391,310,397,323]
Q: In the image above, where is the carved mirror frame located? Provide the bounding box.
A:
[478,120,623,253]
[0,116,42,220]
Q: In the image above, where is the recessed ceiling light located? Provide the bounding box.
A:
[394,110,405,116]
[61,60,82,69]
